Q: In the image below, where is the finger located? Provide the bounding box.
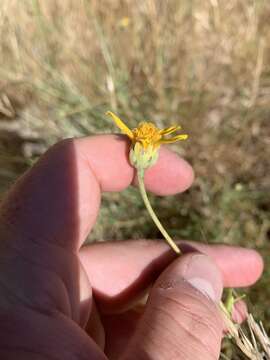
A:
[99,300,248,359]
[85,299,106,350]
[79,261,93,327]
[79,240,263,313]
[122,253,224,360]
[0,135,193,251]
[102,310,142,360]
[88,298,247,359]
[0,305,107,360]
[133,144,194,195]
[179,241,264,286]
[232,300,248,324]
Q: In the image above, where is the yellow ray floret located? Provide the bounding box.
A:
[159,125,181,136]
[106,111,134,139]
[106,111,188,149]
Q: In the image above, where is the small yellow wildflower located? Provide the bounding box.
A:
[106,111,188,174]
[118,17,130,28]
[106,110,188,254]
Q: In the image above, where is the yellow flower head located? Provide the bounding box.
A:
[106,111,188,147]
[106,111,188,174]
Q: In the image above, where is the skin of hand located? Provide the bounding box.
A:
[0,135,263,360]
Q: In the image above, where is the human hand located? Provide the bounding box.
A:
[0,135,263,359]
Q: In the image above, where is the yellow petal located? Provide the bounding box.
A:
[106,111,134,139]
[159,125,181,136]
[159,134,188,144]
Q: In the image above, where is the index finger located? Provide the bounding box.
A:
[0,134,194,251]
[79,239,263,313]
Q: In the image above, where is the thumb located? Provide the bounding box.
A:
[123,254,224,360]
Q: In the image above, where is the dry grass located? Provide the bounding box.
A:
[221,304,270,360]
[0,1,269,357]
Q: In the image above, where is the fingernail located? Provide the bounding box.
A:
[183,254,223,302]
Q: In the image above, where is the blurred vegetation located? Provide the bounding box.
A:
[0,1,269,357]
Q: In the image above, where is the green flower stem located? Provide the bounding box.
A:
[137,171,181,255]
[224,288,234,316]
[224,288,246,316]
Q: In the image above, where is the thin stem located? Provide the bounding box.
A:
[224,288,234,315]
[137,171,181,255]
